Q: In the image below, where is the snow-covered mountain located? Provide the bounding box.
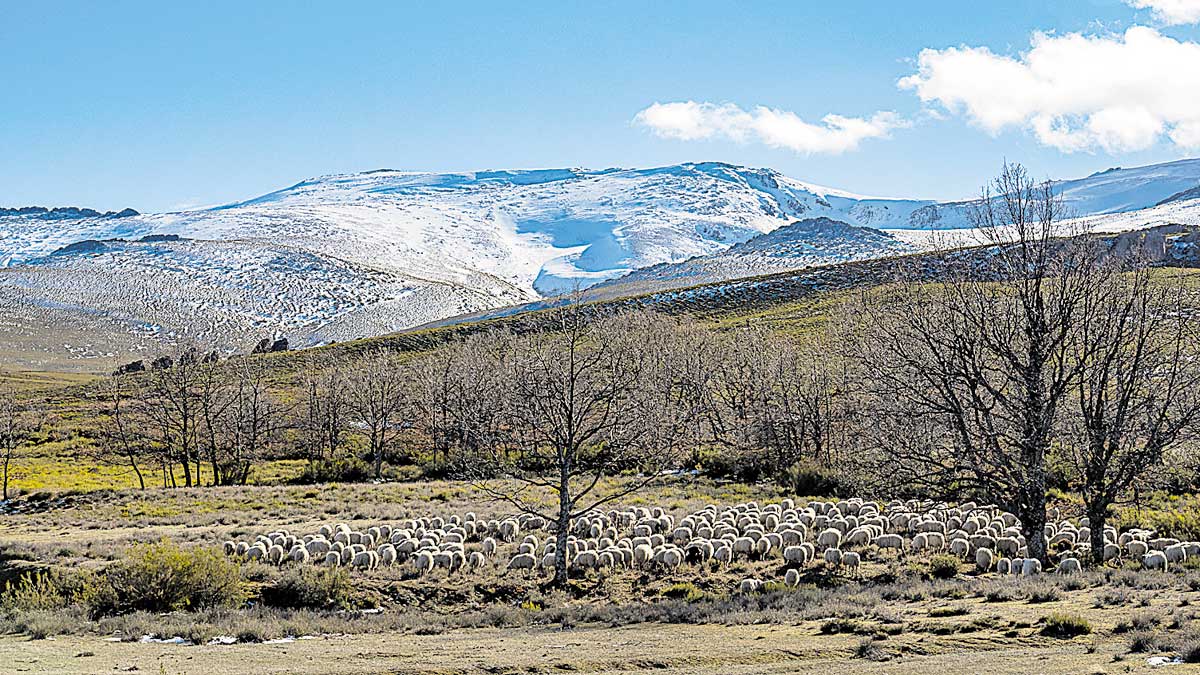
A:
[1,159,1199,369]
[588,217,915,300]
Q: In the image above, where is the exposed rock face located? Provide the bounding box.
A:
[0,206,139,219]
[1106,223,1200,265]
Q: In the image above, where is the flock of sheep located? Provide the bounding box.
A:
[223,497,1199,589]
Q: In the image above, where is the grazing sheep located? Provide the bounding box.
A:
[996,558,1011,574]
[873,534,904,551]
[1166,544,1188,564]
[508,553,537,571]
[737,578,762,594]
[975,547,995,573]
[1020,558,1042,576]
[817,528,842,550]
[323,551,341,566]
[842,551,861,575]
[1057,558,1081,574]
[289,546,310,564]
[1127,540,1150,557]
[784,569,801,587]
[824,547,843,567]
[783,545,809,565]
[1143,551,1168,570]
[1102,543,1121,561]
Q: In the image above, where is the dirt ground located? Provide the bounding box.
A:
[0,620,1176,675]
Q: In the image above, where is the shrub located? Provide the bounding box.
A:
[662,583,706,603]
[93,541,244,615]
[853,637,888,661]
[1028,586,1062,603]
[783,461,848,498]
[928,554,960,580]
[0,569,92,612]
[929,605,969,618]
[261,566,352,610]
[292,456,371,484]
[1042,612,1092,638]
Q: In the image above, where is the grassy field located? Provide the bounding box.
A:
[0,618,1174,675]
[3,478,1200,673]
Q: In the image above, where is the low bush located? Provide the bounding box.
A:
[928,554,960,580]
[292,456,371,484]
[0,569,93,612]
[93,541,245,615]
[662,582,706,603]
[783,461,849,498]
[1041,612,1092,638]
[261,566,353,610]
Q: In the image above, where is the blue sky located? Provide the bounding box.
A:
[2,1,1199,212]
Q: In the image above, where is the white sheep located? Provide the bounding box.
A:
[1056,558,1081,574]
[975,547,995,573]
[1143,551,1168,570]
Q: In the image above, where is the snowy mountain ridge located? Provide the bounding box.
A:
[1,158,1200,369]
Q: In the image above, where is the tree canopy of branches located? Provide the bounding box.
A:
[441,308,704,584]
[1063,268,1200,562]
[345,350,408,480]
[850,162,1200,563]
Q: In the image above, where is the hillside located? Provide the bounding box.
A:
[2,159,1200,370]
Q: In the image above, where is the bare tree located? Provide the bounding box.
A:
[140,347,209,487]
[410,333,510,467]
[204,359,288,485]
[851,162,1104,563]
[467,307,702,585]
[346,350,408,480]
[0,382,36,501]
[299,362,349,470]
[1064,269,1200,563]
[99,374,147,490]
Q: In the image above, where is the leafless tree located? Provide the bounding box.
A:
[697,327,851,479]
[99,374,147,490]
[204,359,288,485]
[409,333,510,467]
[850,162,1105,563]
[345,350,408,480]
[140,347,209,487]
[467,307,703,585]
[0,382,36,501]
[299,361,349,469]
[1063,269,1200,562]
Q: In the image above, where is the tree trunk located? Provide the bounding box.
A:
[130,454,145,490]
[373,433,383,480]
[1019,490,1047,564]
[1087,501,1108,566]
[2,449,10,501]
[553,469,572,586]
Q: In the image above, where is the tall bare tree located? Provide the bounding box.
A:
[140,347,208,487]
[299,362,349,469]
[1064,269,1200,562]
[204,359,288,485]
[0,382,36,501]
[99,374,147,490]
[346,350,408,480]
[851,163,1105,563]
[467,307,702,585]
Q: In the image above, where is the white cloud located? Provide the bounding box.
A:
[633,101,906,155]
[1125,0,1200,25]
[898,26,1200,153]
